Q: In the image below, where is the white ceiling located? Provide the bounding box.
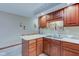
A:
[0,3,61,17]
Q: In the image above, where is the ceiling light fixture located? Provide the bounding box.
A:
[40,13,45,16]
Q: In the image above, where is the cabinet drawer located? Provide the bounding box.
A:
[29,48,36,53]
[62,47,79,55]
[37,47,43,52]
[37,38,43,41]
[29,51,36,56]
[52,39,61,46]
[29,43,36,49]
[29,39,36,44]
[37,40,43,44]
[37,44,43,49]
[62,41,79,51]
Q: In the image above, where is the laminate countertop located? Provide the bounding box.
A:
[21,34,79,44]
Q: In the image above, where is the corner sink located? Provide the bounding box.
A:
[46,35,63,39]
[53,36,63,39]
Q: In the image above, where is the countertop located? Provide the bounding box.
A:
[21,34,79,44]
[46,37,79,44]
[21,34,47,40]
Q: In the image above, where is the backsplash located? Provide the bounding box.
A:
[40,26,79,39]
[63,26,79,39]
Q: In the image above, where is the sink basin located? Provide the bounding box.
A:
[46,35,63,39]
[53,36,63,39]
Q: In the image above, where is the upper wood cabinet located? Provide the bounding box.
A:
[39,10,64,28]
[63,4,79,26]
[39,3,79,28]
[39,16,47,28]
[53,9,63,19]
[47,9,63,22]
[46,13,52,21]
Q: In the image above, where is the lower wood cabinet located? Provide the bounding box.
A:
[50,38,61,56]
[28,40,37,56]
[50,46,61,56]
[62,48,79,56]
[36,38,43,55]
[22,39,37,56]
[22,38,43,56]
[43,38,79,56]
[22,37,79,56]
[43,38,61,56]
[43,38,51,55]
[50,39,61,56]
[61,41,79,56]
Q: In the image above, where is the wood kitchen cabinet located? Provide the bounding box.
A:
[39,3,79,27]
[53,9,63,19]
[46,13,54,23]
[43,38,61,56]
[63,4,79,26]
[46,13,52,21]
[22,37,79,56]
[61,41,79,56]
[47,9,63,22]
[22,39,37,56]
[43,38,51,55]
[62,48,79,56]
[43,38,79,56]
[50,45,61,56]
[39,16,47,28]
[22,38,43,56]
[50,39,61,56]
[39,7,64,28]
[36,38,43,55]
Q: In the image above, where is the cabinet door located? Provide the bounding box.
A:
[39,16,47,28]
[43,38,51,55]
[50,45,61,56]
[53,10,63,19]
[69,4,79,25]
[50,39,61,56]
[61,41,79,56]
[53,11,59,19]
[46,14,51,21]
[63,7,67,26]
[63,7,71,26]
[64,4,79,26]
[28,39,37,56]
[37,38,43,55]
[62,48,79,56]
[22,39,36,56]
[59,9,64,18]
[50,13,54,20]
